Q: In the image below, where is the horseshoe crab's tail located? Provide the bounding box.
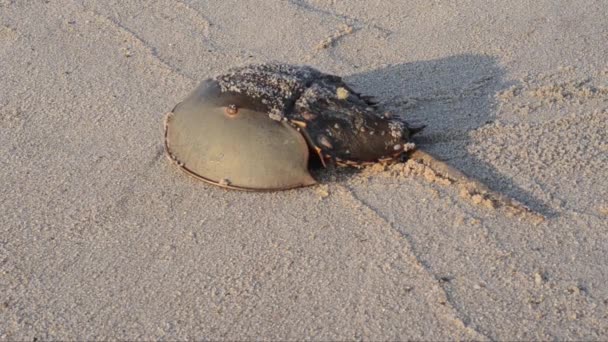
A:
[405,149,545,224]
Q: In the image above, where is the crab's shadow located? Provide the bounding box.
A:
[316,54,554,217]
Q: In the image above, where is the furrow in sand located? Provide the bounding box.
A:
[80,7,196,83]
[334,184,490,340]
[169,0,213,34]
[286,0,393,36]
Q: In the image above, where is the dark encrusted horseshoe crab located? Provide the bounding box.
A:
[164,62,425,190]
[164,62,544,223]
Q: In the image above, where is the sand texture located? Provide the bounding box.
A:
[1,0,608,340]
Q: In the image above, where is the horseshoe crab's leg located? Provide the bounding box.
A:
[407,149,545,224]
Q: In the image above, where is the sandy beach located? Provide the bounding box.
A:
[1,0,607,340]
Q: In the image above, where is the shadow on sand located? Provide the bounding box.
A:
[330,54,554,217]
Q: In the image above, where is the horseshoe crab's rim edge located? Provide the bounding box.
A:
[163,111,317,192]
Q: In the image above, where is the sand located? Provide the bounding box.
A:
[1,0,607,340]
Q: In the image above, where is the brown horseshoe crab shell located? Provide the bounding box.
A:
[164,79,316,190]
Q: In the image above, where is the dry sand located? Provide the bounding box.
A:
[1,0,607,340]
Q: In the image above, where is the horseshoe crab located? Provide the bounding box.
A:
[163,62,543,222]
[164,63,423,190]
